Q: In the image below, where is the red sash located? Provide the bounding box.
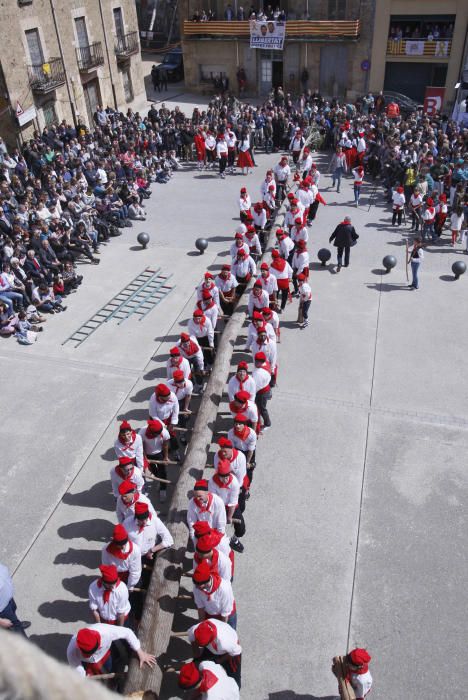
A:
[83,649,112,676]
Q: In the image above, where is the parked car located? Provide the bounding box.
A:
[382,91,423,116]
[159,48,184,82]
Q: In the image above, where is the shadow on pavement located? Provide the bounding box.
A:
[62,480,113,511]
[440,274,456,282]
[54,548,102,569]
[371,268,386,275]
[58,518,112,543]
[62,574,95,598]
[38,599,90,623]
[366,282,411,292]
[29,633,70,662]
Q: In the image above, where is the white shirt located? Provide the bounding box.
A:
[67,623,140,676]
[216,140,228,157]
[277,236,295,258]
[213,449,247,486]
[188,619,242,656]
[227,426,257,454]
[101,541,142,588]
[292,250,310,273]
[245,232,262,256]
[123,512,173,555]
[274,163,291,182]
[246,322,275,350]
[196,282,220,306]
[250,337,277,369]
[193,578,234,618]
[215,273,238,294]
[139,425,171,456]
[88,579,131,621]
[239,194,251,212]
[116,492,156,524]
[230,241,249,261]
[261,178,276,198]
[227,374,256,401]
[258,272,278,295]
[232,256,256,279]
[299,282,312,301]
[114,434,144,472]
[253,366,271,392]
[350,669,373,698]
[248,288,269,316]
[392,191,405,209]
[193,549,232,581]
[148,391,180,424]
[252,208,267,228]
[110,465,145,498]
[187,493,227,540]
[177,335,205,369]
[195,660,240,699]
[208,473,241,508]
[166,356,191,380]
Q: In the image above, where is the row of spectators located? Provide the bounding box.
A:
[388,22,454,41]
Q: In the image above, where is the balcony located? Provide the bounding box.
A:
[28,57,66,94]
[76,42,104,71]
[114,31,140,60]
[183,19,360,41]
[386,39,451,59]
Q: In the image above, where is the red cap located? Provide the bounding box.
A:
[99,564,119,583]
[246,225,255,233]
[193,520,211,537]
[287,193,295,200]
[271,249,280,258]
[427,197,434,206]
[268,183,275,191]
[260,262,269,270]
[204,271,213,279]
[237,361,248,371]
[297,239,306,249]
[170,346,180,356]
[193,620,217,647]
[262,307,272,316]
[135,501,150,518]
[173,369,185,382]
[235,390,250,403]
[112,524,128,543]
[349,648,372,666]
[193,561,212,584]
[256,325,267,335]
[118,456,134,466]
[254,280,262,288]
[76,628,101,654]
[253,311,263,320]
[235,232,244,240]
[118,480,136,496]
[119,420,132,432]
[147,419,163,433]
[193,309,203,317]
[276,228,284,236]
[178,661,201,689]
[234,413,248,424]
[202,289,212,300]
[255,351,266,362]
[155,383,171,396]
[439,193,447,201]
[397,186,404,193]
[217,458,231,476]
[194,479,208,491]
[218,436,233,448]
[297,273,306,281]
[237,249,247,257]
[180,332,190,342]
[240,187,247,193]
[196,533,218,552]
[222,264,231,271]
[294,216,302,224]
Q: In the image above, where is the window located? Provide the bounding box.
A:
[328,0,346,20]
[261,60,272,82]
[42,101,58,126]
[25,28,44,65]
[121,67,133,102]
[113,8,124,39]
[75,17,89,48]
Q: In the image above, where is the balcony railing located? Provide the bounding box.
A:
[386,38,451,58]
[183,19,360,40]
[114,31,140,58]
[76,42,104,71]
[28,57,66,94]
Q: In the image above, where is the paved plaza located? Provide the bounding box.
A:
[1,95,467,698]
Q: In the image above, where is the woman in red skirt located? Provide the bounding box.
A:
[237,134,254,175]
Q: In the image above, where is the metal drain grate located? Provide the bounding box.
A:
[63,268,174,347]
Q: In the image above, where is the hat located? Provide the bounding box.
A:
[397,186,404,193]
[260,262,269,270]
[218,436,233,448]
[193,309,203,317]
[147,419,163,433]
[180,332,190,342]
[439,193,447,202]
[268,184,275,191]
[170,346,180,356]
[237,361,248,371]
[253,310,263,320]
[297,239,306,249]
[287,193,295,200]
[99,564,118,584]
[118,456,134,466]
[235,232,244,240]
[235,390,250,403]
[234,413,248,424]
[246,225,255,233]
[240,187,247,193]
[217,459,231,476]
[178,661,201,689]
[119,420,132,432]
[155,383,170,396]
[262,307,272,316]
[112,524,128,543]
[173,369,185,382]
[193,561,212,585]
[222,264,231,271]
[276,227,284,236]
[426,197,434,206]
[237,249,247,257]
[297,273,306,281]
[196,533,217,553]
[193,620,217,647]
[271,249,280,258]
[193,520,211,537]
[194,479,208,491]
[256,325,267,335]
[255,352,266,362]
[294,216,302,224]
[76,628,101,654]
[135,501,150,519]
[254,280,262,288]
[349,648,371,666]
[118,480,136,496]
[202,289,212,300]
[204,271,213,279]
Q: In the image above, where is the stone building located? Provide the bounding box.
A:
[180,0,374,99]
[0,0,145,146]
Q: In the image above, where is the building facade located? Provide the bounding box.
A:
[368,0,467,110]
[0,0,145,146]
[180,0,374,99]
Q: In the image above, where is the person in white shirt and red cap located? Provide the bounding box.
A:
[178,333,205,390]
[139,418,171,501]
[229,232,249,262]
[228,390,258,432]
[244,224,262,260]
[197,272,221,307]
[168,369,193,443]
[196,289,219,332]
[67,623,155,678]
[178,659,239,699]
[284,198,304,232]
[247,280,269,317]
[188,308,216,365]
[343,647,373,699]
[274,156,291,201]
[88,564,131,626]
[263,183,276,218]
[260,169,276,201]
[250,326,277,381]
[209,459,245,553]
[114,420,144,472]
[261,305,280,343]
[166,345,191,381]
[270,248,292,312]
[187,479,227,542]
[215,264,238,317]
[193,532,232,582]
[352,165,364,206]
[124,500,173,560]
[296,180,313,224]
[292,239,310,295]
[392,186,406,227]
[297,272,312,329]
[289,127,305,164]
[275,228,295,263]
[258,261,278,305]
[301,146,313,178]
[356,131,367,167]
[101,524,142,589]
[192,559,237,628]
[226,126,237,174]
[291,216,308,245]
[110,456,145,498]
[188,618,242,688]
[116,479,155,523]
[232,248,256,296]
[245,310,275,352]
[205,131,216,169]
[148,382,181,459]
[227,361,256,402]
[214,437,248,497]
[253,350,272,431]
[252,202,267,250]
[238,187,251,222]
[227,413,257,482]
[192,520,232,560]
[216,133,228,179]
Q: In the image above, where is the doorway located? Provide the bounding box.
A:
[83,78,101,127]
[319,45,348,98]
[259,51,284,95]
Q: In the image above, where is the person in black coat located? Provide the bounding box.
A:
[329,216,359,271]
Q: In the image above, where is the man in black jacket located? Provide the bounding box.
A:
[329,216,359,271]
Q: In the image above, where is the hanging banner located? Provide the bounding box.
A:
[405,40,424,56]
[424,86,445,115]
[250,20,285,50]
